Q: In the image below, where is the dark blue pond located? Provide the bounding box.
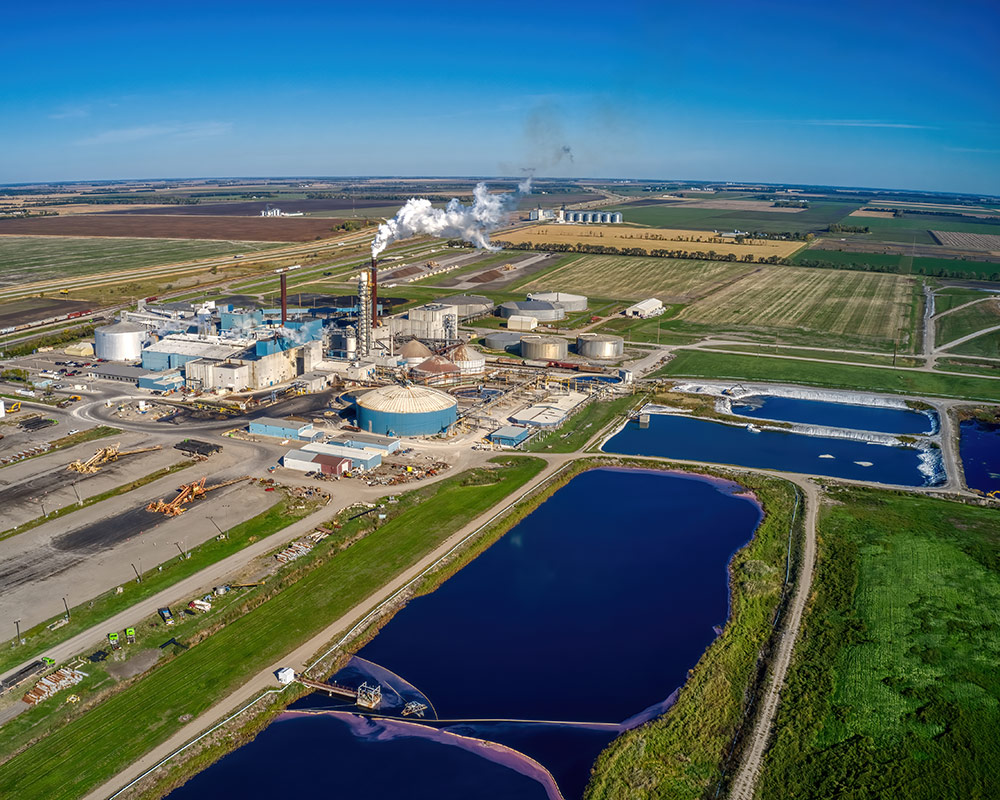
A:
[731,395,937,435]
[168,468,763,800]
[959,419,1000,494]
[606,414,942,487]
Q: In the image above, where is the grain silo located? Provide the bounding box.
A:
[520,334,568,361]
[527,292,588,312]
[356,384,458,436]
[94,320,147,362]
[577,332,624,359]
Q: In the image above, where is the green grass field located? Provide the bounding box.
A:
[947,330,1000,359]
[0,236,283,287]
[0,457,545,800]
[840,213,1000,245]
[705,344,923,368]
[526,394,642,453]
[791,248,1000,279]
[606,200,859,234]
[933,287,993,314]
[586,473,799,800]
[937,299,1000,349]
[657,349,1000,402]
[758,489,1000,800]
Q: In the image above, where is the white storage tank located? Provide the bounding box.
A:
[577,332,624,359]
[484,331,524,352]
[94,321,147,362]
[446,343,486,376]
[498,300,566,322]
[520,334,568,361]
[527,292,587,313]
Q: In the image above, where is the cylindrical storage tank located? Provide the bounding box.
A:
[484,331,523,352]
[612,212,623,223]
[527,292,587,313]
[356,384,458,436]
[498,300,566,322]
[399,338,433,367]
[447,343,486,376]
[433,294,494,320]
[520,334,568,361]
[94,321,147,361]
[577,332,624,359]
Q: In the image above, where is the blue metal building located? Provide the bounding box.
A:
[248,416,316,441]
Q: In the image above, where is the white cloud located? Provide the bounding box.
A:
[801,119,934,130]
[49,106,90,120]
[78,121,232,146]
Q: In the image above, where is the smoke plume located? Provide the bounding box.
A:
[371,181,530,258]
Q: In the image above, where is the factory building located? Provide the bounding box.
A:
[94,321,148,362]
[355,384,458,436]
[576,333,624,359]
[623,298,665,318]
[484,331,524,352]
[444,343,486,376]
[137,371,185,393]
[392,303,458,341]
[334,433,402,455]
[520,334,569,361]
[498,300,566,322]
[249,417,317,441]
[506,315,538,332]
[510,391,588,427]
[141,334,251,372]
[527,292,588,313]
[488,426,531,448]
[282,450,353,476]
[411,355,461,385]
[433,295,494,320]
[302,441,382,471]
[528,207,562,221]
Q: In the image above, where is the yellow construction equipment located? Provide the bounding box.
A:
[6,401,21,412]
[67,444,161,474]
[146,476,249,516]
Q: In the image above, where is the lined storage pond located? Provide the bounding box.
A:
[168,467,765,799]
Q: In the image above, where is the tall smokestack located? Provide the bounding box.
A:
[370,256,378,328]
[280,272,287,325]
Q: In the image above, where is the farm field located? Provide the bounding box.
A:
[675,266,917,347]
[0,236,285,287]
[518,254,757,302]
[936,298,1000,348]
[705,343,923,368]
[931,230,1000,251]
[933,288,993,314]
[0,297,92,328]
[757,489,1000,800]
[496,223,807,259]
[658,350,1000,402]
[605,200,860,234]
[0,457,546,800]
[946,330,1000,359]
[791,248,1000,279]
[96,197,414,216]
[842,213,1000,245]
[0,214,346,242]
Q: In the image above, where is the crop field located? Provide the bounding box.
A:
[947,330,1000,359]
[936,298,1000,348]
[758,489,1000,800]
[930,230,1000,251]
[0,214,345,242]
[841,213,1000,245]
[518,254,757,302]
[0,236,284,287]
[497,223,807,259]
[97,197,408,216]
[676,266,916,343]
[604,200,860,234]
[658,350,1000,402]
[791,248,1000,279]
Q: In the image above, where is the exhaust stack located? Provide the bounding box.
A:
[280,272,288,325]
[370,256,378,328]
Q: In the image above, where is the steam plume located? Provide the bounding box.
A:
[371,181,530,258]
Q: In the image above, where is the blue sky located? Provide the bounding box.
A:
[2,0,997,193]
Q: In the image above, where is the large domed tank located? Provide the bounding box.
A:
[446,343,486,376]
[497,300,566,322]
[94,320,147,361]
[527,292,587,312]
[356,384,458,436]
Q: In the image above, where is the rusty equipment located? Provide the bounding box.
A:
[67,444,161,474]
[145,475,248,516]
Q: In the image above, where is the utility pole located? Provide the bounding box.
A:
[208,517,225,537]
[63,597,70,620]
[14,619,21,645]
[131,563,141,583]
[72,482,83,506]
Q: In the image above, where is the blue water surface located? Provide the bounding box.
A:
[606,414,939,487]
[168,468,763,800]
[731,395,936,435]
[959,419,1000,494]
